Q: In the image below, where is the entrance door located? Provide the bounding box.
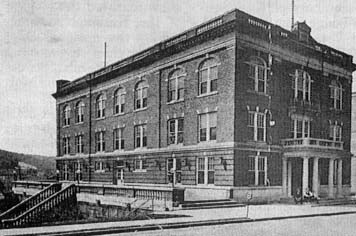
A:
[117,168,124,185]
[168,158,182,186]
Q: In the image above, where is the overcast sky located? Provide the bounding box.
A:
[0,0,355,156]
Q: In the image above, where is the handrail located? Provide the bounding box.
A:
[2,184,76,228]
[281,138,344,150]
[0,183,61,221]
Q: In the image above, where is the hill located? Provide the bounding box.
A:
[0,149,56,179]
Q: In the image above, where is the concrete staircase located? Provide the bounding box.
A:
[180,199,245,210]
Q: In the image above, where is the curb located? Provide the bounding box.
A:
[7,210,356,236]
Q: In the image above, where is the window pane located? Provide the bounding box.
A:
[209,113,217,127]
[200,129,207,141]
[198,171,204,184]
[169,79,176,91]
[178,119,184,131]
[208,171,214,184]
[198,157,205,170]
[248,112,254,127]
[257,127,264,141]
[210,66,218,80]
[210,79,217,92]
[296,120,303,138]
[248,64,255,78]
[248,157,255,171]
[200,82,207,94]
[200,114,207,128]
[200,69,208,82]
[210,127,216,140]
[304,121,309,138]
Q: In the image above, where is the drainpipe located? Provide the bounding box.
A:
[87,77,92,183]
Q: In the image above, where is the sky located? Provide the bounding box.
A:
[0,0,356,156]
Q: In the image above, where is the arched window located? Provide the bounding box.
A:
[168,69,185,102]
[75,101,85,123]
[96,94,106,118]
[198,58,218,95]
[330,80,342,110]
[114,88,125,114]
[292,69,311,101]
[135,80,148,110]
[247,57,267,93]
[63,105,71,126]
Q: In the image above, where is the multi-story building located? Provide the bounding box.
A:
[52,9,355,202]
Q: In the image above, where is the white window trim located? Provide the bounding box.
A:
[196,156,215,185]
[330,123,342,141]
[291,116,310,139]
[330,81,343,110]
[248,154,268,186]
[75,135,84,154]
[95,161,105,173]
[113,128,124,150]
[248,111,267,142]
[114,89,126,115]
[63,106,71,126]
[133,159,147,172]
[198,112,217,142]
[168,71,185,102]
[198,60,219,96]
[293,70,312,102]
[75,102,85,123]
[96,95,106,119]
[247,58,267,93]
[135,82,148,110]
[96,131,105,152]
[168,118,184,145]
[135,124,147,148]
[63,163,69,180]
[63,137,70,155]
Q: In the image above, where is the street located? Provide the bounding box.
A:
[109,213,356,236]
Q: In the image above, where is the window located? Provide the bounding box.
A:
[198,58,218,95]
[134,159,146,171]
[63,163,69,180]
[248,155,267,186]
[199,112,217,142]
[96,94,106,118]
[329,123,342,141]
[95,161,105,172]
[248,111,266,142]
[114,88,125,114]
[95,131,105,152]
[247,57,267,93]
[113,128,125,150]
[167,158,182,185]
[75,134,84,154]
[135,81,148,110]
[290,116,310,138]
[74,161,83,181]
[63,105,71,126]
[292,69,311,101]
[197,157,214,185]
[63,137,70,155]
[168,118,184,145]
[330,80,343,110]
[75,101,84,123]
[168,69,185,102]
[134,124,147,148]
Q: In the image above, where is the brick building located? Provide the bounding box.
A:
[52,9,355,202]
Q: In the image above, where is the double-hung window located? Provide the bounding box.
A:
[113,128,125,150]
[75,134,84,154]
[247,57,267,93]
[198,58,218,95]
[95,131,105,152]
[330,80,343,110]
[199,112,217,142]
[134,158,146,172]
[63,105,71,126]
[168,69,185,102]
[75,101,84,123]
[248,155,267,186]
[168,118,184,145]
[292,69,311,102]
[135,81,148,110]
[96,94,106,118]
[114,88,125,114]
[134,124,147,148]
[248,111,266,142]
[290,116,310,139]
[197,157,214,185]
[63,137,70,155]
[329,123,342,141]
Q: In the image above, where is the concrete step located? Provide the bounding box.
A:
[181,200,245,210]
[316,198,356,206]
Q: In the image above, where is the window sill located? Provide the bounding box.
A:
[246,89,269,97]
[133,169,147,173]
[95,170,106,173]
[167,99,184,105]
[95,151,106,154]
[113,112,125,117]
[197,140,217,145]
[197,91,218,98]
[113,149,125,153]
[63,125,70,128]
[134,107,148,113]
[167,143,184,148]
[95,117,106,121]
[134,147,147,150]
[75,122,84,125]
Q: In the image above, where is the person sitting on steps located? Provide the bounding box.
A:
[294,188,303,204]
[303,187,319,203]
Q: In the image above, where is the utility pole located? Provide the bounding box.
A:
[291,0,295,30]
[104,42,107,67]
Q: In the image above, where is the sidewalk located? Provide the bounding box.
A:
[1,204,356,236]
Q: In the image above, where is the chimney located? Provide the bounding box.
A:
[56,80,70,92]
[292,21,311,43]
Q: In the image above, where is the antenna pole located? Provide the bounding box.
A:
[291,0,295,30]
[104,42,107,67]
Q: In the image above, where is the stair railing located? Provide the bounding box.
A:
[2,184,76,228]
[0,183,61,221]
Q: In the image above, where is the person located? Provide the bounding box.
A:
[303,188,319,203]
[294,187,302,204]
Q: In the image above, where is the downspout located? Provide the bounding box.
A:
[87,77,92,183]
